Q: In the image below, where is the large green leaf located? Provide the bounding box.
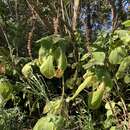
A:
[37,34,67,49]
[83,52,105,69]
[37,35,67,78]
[37,37,53,65]
[33,114,64,130]
[88,82,105,110]
[115,30,130,44]
[109,47,127,64]
[116,56,130,79]
[93,52,105,64]
[40,55,55,79]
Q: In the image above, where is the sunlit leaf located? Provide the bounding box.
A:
[40,55,55,79]
[33,114,64,130]
[109,47,127,64]
[116,56,130,79]
[22,62,34,78]
[38,38,53,65]
[88,82,105,110]
[83,52,105,69]
[122,20,130,27]
[115,30,130,44]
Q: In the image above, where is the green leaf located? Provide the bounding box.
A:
[116,56,130,79]
[109,47,127,64]
[55,48,67,71]
[93,52,105,64]
[21,62,34,78]
[115,30,130,44]
[83,52,105,69]
[57,51,67,71]
[33,114,64,130]
[88,82,105,110]
[54,47,67,78]
[38,38,53,65]
[36,36,52,45]
[66,76,94,102]
[51,34,66,45]
[124,74,130,84]
[40,55,55,79]
[0,79,13,106]
[0,79,13,99]
[122,20,130,27]
[94,68,113,91]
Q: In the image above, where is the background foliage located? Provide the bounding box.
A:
[0,0,130,130]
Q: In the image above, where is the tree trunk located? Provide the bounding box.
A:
[72,0,80,31]
[128,0,130,19]
[107,0,117,30]
[85,2,92,51]
[116,0,127,23]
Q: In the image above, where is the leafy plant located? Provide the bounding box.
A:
[22,34,68,79]
[0,107,25,130]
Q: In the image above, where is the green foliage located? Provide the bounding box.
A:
[0,0,129,129]
[0,107,25,130]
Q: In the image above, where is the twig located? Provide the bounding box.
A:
[27,4,36,59]
[0,24,14,62]
[26,0,45,27]
[107,98,120,125]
